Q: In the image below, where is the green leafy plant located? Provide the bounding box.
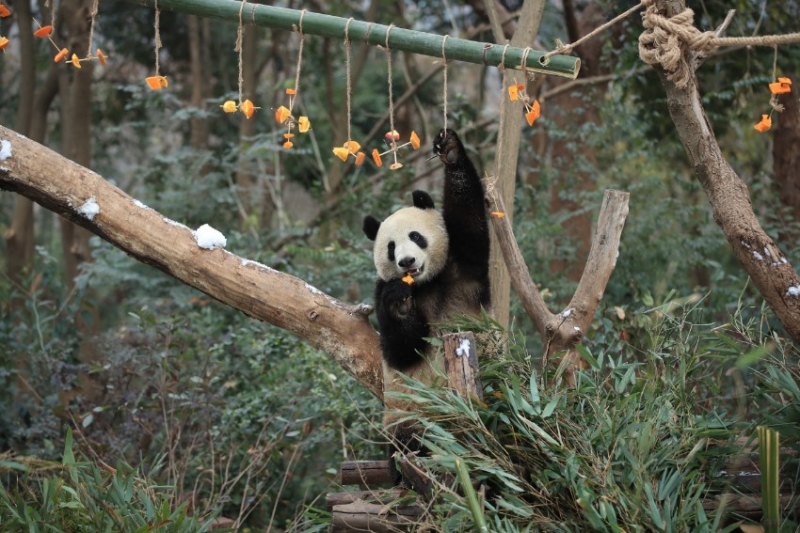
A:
[0,429,219,533]
[359,297,797,532]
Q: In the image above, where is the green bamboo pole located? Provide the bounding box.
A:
[131,0,581,79]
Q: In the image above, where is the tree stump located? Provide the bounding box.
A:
[442,332,483,400]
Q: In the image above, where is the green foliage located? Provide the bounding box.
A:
[365,297,800,531]
[0,429,216,533]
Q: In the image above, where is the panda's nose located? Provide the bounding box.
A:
[398,257,416,268]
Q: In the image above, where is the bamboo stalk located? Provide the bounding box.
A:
[455,459,487,532]
[129,0,581,79]
[758,426,781,533]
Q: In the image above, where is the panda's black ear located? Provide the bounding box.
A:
[363,216,381,241]
[412,190,435,210]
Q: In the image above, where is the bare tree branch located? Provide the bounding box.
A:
[648,0,800,343]
[0,125,385,399]
[485,185,630,376]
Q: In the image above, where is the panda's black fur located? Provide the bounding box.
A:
[363,129,491,481]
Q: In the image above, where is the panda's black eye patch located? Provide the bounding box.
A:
[409,231,428,249]
[388,241,395,262]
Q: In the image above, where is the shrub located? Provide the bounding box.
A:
[0,429,218,533]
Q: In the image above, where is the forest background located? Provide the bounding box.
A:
[0,0,799,530]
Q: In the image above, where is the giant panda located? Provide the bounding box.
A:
[362,128,491,478]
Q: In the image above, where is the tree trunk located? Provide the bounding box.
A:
[58,0,101,395]
[59,0,95,294]
[772,76,800,245]
[649,0,800,342]
[486,0,546,329]
[6,0,37,296]
[544,3,611,282]
[188,15,210,149]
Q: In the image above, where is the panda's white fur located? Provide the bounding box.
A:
[372,206,448,284]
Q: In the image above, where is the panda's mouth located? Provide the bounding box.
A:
[404,267,422,277]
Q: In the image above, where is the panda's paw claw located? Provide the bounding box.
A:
[432,128,464,165]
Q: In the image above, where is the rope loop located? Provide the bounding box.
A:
[638,0,717,87]
[296,8,306,35]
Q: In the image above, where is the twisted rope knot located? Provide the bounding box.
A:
[638,0,717,88]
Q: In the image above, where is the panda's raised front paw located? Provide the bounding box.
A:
[382,278,414,318]
[432,128,464,166]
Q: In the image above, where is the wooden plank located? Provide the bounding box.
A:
[702,493,800,519]
[340,460,394,486]
[326,489,406,510]
[331,500,424,533]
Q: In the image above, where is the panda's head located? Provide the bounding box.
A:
[363,190,449,284]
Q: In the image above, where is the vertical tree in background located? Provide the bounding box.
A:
[59,0,95,292]
[57,0,101,392]
[773,80,800,246]
[541,1,612,282]
[188,15,210,149]
[5,0,37,299]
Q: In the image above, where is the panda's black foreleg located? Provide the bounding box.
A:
[374,278,430,371]
[434,129,491,288]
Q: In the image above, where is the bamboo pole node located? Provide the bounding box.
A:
[480,43,490,65]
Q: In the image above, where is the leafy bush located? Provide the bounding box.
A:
[0,429,217,533]
[346,297,800,532]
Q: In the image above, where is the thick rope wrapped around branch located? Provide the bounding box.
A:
[638,0,716,87]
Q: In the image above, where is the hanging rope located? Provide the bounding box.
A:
[541,0,648,64]
[344,17,354,142]
[235,0,246,103]
[86,0,99,58]
[154,0,162,77]
[441,35,449,131]
[384,24,396,139]
[290,9,307,112]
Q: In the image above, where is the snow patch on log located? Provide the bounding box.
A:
[305,283,324,296]
[133,199,153,211]
[455,338,471,357]
[163,217,191,231]
[240,258,277,273]
[0,140,11,161]
[78,197,100,220]
[195,224,227,250]
[788,285,800,297]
